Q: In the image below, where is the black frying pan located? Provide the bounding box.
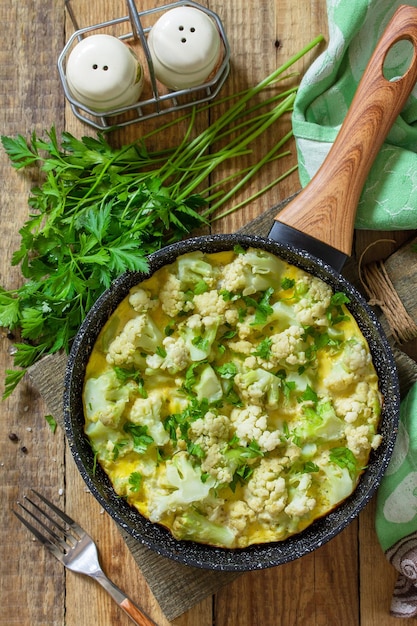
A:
[63,5,417,570]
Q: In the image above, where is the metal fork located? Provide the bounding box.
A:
[14,490,157,626]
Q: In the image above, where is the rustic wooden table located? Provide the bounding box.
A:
[1,1,416,625]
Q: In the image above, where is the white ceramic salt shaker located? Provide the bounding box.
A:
[66,34,144,112]
[148,6,222,90]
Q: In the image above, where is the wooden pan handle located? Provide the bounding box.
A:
[275,4,417,255]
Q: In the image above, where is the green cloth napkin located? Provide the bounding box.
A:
[292,0,417,230]
[376,383,417,618]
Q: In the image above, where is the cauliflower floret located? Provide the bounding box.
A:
[345,424,372,457]
[221,254,248,293]
[162,336,190,373]
[334,398,369,424]
[226,500,257,533]
[234,369,280,409]
[258,429,281,452]
[203,499,258,547]
[145,353,164,370]
[106,314,162,366]
[201,443,234,484]
[237,321,252,339]
[324,339,374,393]
[294,276,333,326]
[333,382,380,424]
[280,441,303,466]
[284,473,316,518]
[188,412,232,481]
[324,367,356,393]
[220,248,284,296]
[172,508,236,548]
[243,355,258,369]
[186,313,202,330]
[106,334,136,366]
[244,457,288,522]
[176,251,218,289]
[179,313,220,362]
[147,452,216,522]
[189,411,231,450]
[84,369,132,427]
[270,325,307,366]
[371,434,383,450]
[230,405,268,444]
[344,340,372,372]
[193,290,228,318]
[229,403,281,453]
[159,273,189,317]
[228,339,253,355]
[145,335,190,374]
[129,390,169,446]
[128,288,156,312]
[225,308,239,325]
[356,380,380,404]
[193,364,223,403]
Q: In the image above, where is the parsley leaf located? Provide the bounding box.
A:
[224,437,264,491]
[215,362,238,379]
[245,287,274,326]
[252,337,272,360]
[281,277,295,290]
[128,471,143,493]
[45,414,57,434]
[123,423,154,454]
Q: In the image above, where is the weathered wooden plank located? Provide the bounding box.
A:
[0,0,65,626]
[0,1,66,625]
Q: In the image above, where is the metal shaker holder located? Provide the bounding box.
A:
[58,0,231,131]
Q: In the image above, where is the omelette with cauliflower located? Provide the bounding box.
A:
[83,247,382,549]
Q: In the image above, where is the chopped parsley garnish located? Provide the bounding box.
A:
[215,362,238,379]
[281,277,295,290]
[112,440,129,460]
[244,287,274,325]
[128,471,143,493]
[114,367,147,398]
[224,437,264,491]
[123,423,154,454]
[252,337,272,360]
[327,292,351,326]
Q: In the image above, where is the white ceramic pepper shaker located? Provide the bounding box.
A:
[148,6,222,90]
[66,34,144,112]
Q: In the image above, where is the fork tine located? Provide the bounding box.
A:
[23,496,67,536]
[17,498,67,547]
[31,489,81,532]
[13,509,63,560]
[16,490,82,555]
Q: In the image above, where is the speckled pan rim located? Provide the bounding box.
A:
[63,234,400,571]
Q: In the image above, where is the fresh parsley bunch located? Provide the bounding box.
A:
[0,129,207,397]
